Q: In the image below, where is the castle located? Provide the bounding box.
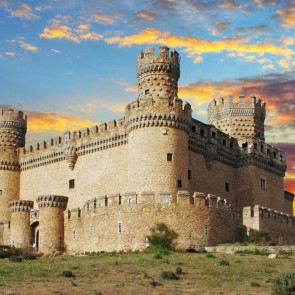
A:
[0,46,294,254]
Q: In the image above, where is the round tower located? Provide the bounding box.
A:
[0,108,27,242]
[137,46,180,102]
[207,95,266,140]
[9,200,33,248]
[37,195,68,254]
[125,47,192,200]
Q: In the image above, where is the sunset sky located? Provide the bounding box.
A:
[0,0,294,195]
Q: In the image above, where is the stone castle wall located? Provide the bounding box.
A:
[64,192,237,253]
[243,206,295,245]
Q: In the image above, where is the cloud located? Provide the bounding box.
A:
[4,51,15,56]
[20,42,38,52]
[9,3,38,20]
[134,10,157,21]
[6,37,38,52]
[50,49,61,54]
[219,0,243,10]
[105,28,294,61]
[40,19,103,43]
[92,12,116,25]
[277,4,295,27]
[211,20,232,36]
[27,111,96,132]
[237,25,271,35]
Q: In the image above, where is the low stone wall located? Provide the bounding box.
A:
[64,191,237,253]
[243,205,295,245]
[206,245,295,254]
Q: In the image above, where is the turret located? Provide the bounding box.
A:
[126,47,191,199]
[37,195,68,254]
[137,46,180,102]
[207,95,266,140]
[0,108,27,244]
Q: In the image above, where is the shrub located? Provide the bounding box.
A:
[175,266,183,275]
[161,271,178,280]
[272,272,295,295]
[62,270,75,278]
[251,281,261,287]
[9,255,23,262]
[146,223,178,250]
[219,260,230,266]
[186,247,207,254]
[206,253,215,258]
[249,229,271,245]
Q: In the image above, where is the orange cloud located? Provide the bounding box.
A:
[40,20,103,43]
[27,112,96,132]
[105,28,294,59]
[277,6,295,27]
[134,10,157,20]
[20,42,38,52]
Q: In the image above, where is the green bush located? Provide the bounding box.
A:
[146,223,178,250]
[9,255,23,262]
[161,271,178,280]
[186,247,207,254]
[219,259,230,266]
[175,266,183,275]
[272,272,295,295]
[249,229,271,245]
[62,270,75,278]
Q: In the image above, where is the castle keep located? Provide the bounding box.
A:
[0,47,293,254]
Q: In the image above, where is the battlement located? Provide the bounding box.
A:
[0,108,27,124]
[9,200,33,213]
[137,46,180,69]
[208,95,266,140]
[66,191,234,220]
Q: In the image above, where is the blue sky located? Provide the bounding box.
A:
[0,0,294,192]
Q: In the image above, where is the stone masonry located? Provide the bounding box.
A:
[0,46,293,254]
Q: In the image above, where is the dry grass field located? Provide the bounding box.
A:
[0,249,294,295]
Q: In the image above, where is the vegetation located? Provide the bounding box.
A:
[249,229,271,245]
[146,222,178,250]
[0,250,295,294]
[272,272,295,295]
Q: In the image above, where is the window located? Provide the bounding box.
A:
[69,179,75,189]
[223,139,226,146]
[212,132,216,138]
[204,224,209,236]
[177,179,182,188]
[73,230,76,238]
[242,142,248,148]
[230,141,233,149]
[145,89,149,95]
[191,125,196,132]
[0,190,2,196]
[260,177,266,190]
[200,129,204,136]
[254,143,257,150]
[167,153,173,161]
[118,222,122,233]
[225,182,230,192]
[188,170,191,180]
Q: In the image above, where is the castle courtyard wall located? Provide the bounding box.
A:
[64,193,236,253]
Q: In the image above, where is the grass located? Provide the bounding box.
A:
[0,251,295,294]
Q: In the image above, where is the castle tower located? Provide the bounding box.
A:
[207,95,266,140]
[137,46,180,102]
[0,108,27,244]
[37,195,68,254]
[125,47,192,199]
[9,200,33,248]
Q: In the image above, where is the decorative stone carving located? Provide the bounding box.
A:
[36,195,68,209]
[63,144,78,170]
[9,200,33,212]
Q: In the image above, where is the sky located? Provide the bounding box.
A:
[0,0,294,195]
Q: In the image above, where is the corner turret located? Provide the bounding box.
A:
[207,95,266,140]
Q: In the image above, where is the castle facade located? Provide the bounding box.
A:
[0,47,294,254]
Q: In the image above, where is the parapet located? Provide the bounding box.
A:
[137,46,180,70]
[9,200,33,213]
[36,195,68,209]
[0,108,27,124]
